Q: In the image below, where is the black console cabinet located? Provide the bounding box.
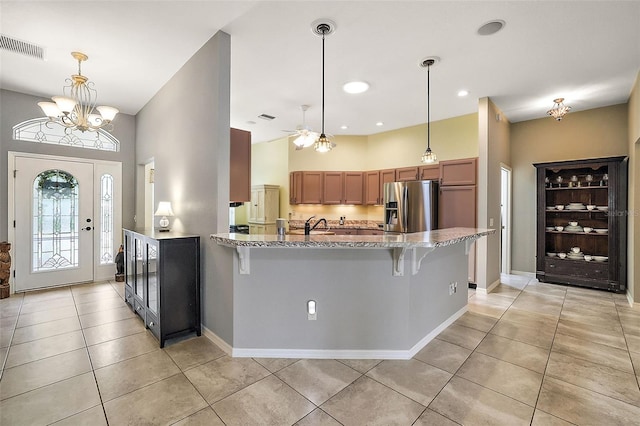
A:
[124,229,201,347]
[534,157,627,292]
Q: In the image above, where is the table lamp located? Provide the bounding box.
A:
[154,201,174,232]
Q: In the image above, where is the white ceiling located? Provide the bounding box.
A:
[1,1,639,144]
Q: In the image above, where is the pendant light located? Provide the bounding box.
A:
[420,57,439,164]
[312,19,336,153]
[547,97,571,121]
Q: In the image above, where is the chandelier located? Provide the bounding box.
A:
[547,97,571,121]
[312,20,336,153]
[420,57,438,164]
[38,52,118,132]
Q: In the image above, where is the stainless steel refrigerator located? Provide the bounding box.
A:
[383,180,438,233]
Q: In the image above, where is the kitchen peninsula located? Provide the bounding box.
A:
[208,227,494,359]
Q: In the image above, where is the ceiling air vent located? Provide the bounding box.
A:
[0,34,46,60]
[258,114,276,121]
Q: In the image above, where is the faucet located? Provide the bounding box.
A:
[304,216,329,235]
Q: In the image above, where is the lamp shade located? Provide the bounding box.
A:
[38,101,62,118]
[52,95,77,113]
[97,105,119,122]
[154,201,174,217]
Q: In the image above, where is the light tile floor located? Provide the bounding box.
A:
[1,275,639,425]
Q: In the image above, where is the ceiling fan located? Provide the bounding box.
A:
[282,105,320,150]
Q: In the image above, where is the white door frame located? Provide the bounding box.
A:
[7,151,122,292]
[500,163,512,274]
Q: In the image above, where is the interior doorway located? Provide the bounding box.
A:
[500,164,512,274]
[144,160,155,230]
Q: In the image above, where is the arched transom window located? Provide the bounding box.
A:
[13,117,120,152]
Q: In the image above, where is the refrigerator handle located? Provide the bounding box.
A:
[402,185,409,230]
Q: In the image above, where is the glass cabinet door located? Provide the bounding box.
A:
[134,236,144,299]
[146,241,158,316]
[125,233,134,290]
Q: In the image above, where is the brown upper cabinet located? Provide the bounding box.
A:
[230,128,251,202]
[365,171,381,205]
[439,157,477,186]
[419,164,440,181]
[301,171,323,204]
[323,172,364,205]
[289,171,302,204]
[395,166,419,182]
[343,172,364,204]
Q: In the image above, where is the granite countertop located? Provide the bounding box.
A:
[211,227,495,249]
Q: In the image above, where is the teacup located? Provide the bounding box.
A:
[586,205,596,210]
[555,226,564,231]
[555,205,565,210]
[568,221,578,227]
[583,227,593,233]
[558,253,567,259]
[584,255,593,261]
[571,247,580,254]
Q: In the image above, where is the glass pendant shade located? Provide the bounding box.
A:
[314,134,333,153]
[52,96,77,113]
[421,147,437,164]
[37,101,62,118]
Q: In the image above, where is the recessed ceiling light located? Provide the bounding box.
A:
[457,90,469,97]
[376,122,384,127]
[340,125,348,130]
[477,19,505,36]
[343,81,370,94]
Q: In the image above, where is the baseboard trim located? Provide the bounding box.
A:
[510,270,536,278]
[477,279,501,295]
[201,305,468,360]
[201,325,233,356]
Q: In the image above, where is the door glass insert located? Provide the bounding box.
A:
[147,242,158,315]
[32,169,79,271]
[100,174,114,264]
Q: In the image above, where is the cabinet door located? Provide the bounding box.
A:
[263,187,280,223]
[124,232,134,291]
[249,188,263,222]
[323,172,343,204]
[396,167,418,181]
[438,185,477,228]
[230,128,251,202]
[289,172,302,204]
[379,169,396,202]
[365,171,381,205]
[146,240,159,317]
[440,158,477,186]
[301,171,323,203]
[344,172,364,204]
[134,236,145,301]
[419,164,440,181]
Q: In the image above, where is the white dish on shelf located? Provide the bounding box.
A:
[568,221,578,227]
[586,205,596,210]
[594,229,608,234]
[546,206,555,211]
[557,253,567,259]
[592,256,608,262]
[597,206,608,211]
[555,226,564,231]
[584,255,593,261]
[555,205,565,210]
[546,226,554,231]
[546,252,556,257]
[583,227,593,233]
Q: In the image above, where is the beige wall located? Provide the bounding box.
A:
[628,71,640,303]
[510,104,629,273]
[366,113,479,169]
[477,98,510,290]
[248,136,290,220]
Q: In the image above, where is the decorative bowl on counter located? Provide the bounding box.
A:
[546,252,556,257]
[592,256,608,262]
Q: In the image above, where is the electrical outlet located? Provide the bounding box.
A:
[449,282,455,295]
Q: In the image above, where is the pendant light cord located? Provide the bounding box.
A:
[321,32,326,135]
[427,63,430,150]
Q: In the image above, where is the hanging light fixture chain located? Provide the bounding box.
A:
[427,62,430,151]
[322,32,325,134]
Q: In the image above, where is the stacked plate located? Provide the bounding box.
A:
[564,224,584,233]
[567,251,584,260]
[594,228,608,234]
[566,203,586,210]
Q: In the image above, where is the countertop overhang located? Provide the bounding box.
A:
[210,227,494,249]
[211,227,495,276]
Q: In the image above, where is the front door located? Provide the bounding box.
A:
[14,156,94,291]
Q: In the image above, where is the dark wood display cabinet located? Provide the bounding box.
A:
[124,229,201,347]
[534,156,627,292]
